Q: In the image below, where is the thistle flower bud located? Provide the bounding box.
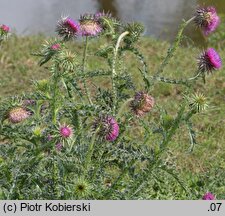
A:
[124,22,145,45]
[8,107,30,123]
[50,43,61,51]
[93,115,119,142]
[197,48,222,73]
[56,17,80,40]
[55,143,63,151]
[194,6,220,36]
[58,51,77,72]
[79,14,102,37]
[188,92,209,113]
[59,124,73,138]
[74,178,92,199]
[130,92,155,117]
[202,192,215,200]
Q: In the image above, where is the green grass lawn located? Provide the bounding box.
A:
[0,35,225,199]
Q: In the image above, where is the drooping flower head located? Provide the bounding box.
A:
[202,192,215,200]
[8,107,30,123]
[93,115,119,142]
[59,124,73,138]
[56,16,80,40]
[130,92,155,117]
[198,48,222,73]
[79,14,102,37]
[194,6,220,36]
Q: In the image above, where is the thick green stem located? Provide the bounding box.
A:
[52,71,59,124]
[84,128,99,173]
[111,31,129,115]
[82,36,93,105]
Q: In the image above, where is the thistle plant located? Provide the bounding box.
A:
[0,6,223,200]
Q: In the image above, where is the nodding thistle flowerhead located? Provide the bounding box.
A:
[198,48,222,73]
[8,107,30,123]
[79,14,102,37]
[56,16,80,40]
[74,178,92,199]
[93,115,119,142]
[202,192,215,200]
[188,92,209,113]
[194,6,220,36]
[59,124,73,138]
[130,92,155,117]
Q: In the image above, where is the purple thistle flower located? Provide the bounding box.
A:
[79,14,102,37]
[194,6,220,36]
[56,17,80,40]
[59,124,73,138]
[130,92,155,117]
[0,24,10,33]
[198,48,222,73]
[8,107,30,123]
[94,116,119,142]
[55,143,63,151]
[50,43,61,51]
[202,192,215,200]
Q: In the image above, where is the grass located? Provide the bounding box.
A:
[0,34,225,199]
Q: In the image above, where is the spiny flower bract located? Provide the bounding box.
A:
[188,92,209,113]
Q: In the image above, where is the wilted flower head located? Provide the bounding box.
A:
[198,48,222,73]
[55,143,63,151]
[8,107,30,123]
[130,91,155,117]
[194,6,220,36]
[59,124,73,138]
[79,14,102,37]
[56,16,80,40]
[202,192,215,200]
[94,115,119,142]
[188,92,209,113]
